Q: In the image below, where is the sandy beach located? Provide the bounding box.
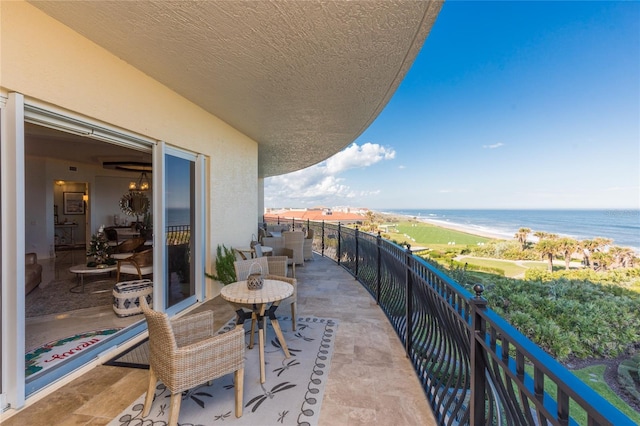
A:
[417,218,509,240]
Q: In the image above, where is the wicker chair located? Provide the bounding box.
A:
[283,231,304,266]
[261,236,295,276]
[116,248,153,282]
[234,256,297,331]
[139,297,245,425]
[303,228,314,261]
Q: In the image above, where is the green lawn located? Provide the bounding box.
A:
[457,256,527,277]
[392,222,492,246]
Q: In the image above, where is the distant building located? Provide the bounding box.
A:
[264,207,364,225]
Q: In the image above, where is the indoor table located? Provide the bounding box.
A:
[69,264,117,293]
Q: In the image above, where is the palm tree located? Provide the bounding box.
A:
[580,239,596,267]
[536,238,559,272]
[514,227,531,251]
[582,237,613,270]
[591,251,614,271]
[609,246,637,269]
[556,238,578,270]
[365,210,377,233]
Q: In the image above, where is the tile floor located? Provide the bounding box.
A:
[3,254,437,426]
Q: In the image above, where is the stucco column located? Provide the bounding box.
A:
[258,177,265,223]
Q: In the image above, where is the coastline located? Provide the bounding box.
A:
[378,211,511,240]
[417,217,509,240]
[376,209,640,253]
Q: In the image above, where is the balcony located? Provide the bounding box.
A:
[4,248,436,425]
[5,220,634,425]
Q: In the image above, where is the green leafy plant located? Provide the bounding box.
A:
[205,244,236,285]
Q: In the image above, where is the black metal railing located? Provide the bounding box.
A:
[166,224,190,246]
[263,219,634,425]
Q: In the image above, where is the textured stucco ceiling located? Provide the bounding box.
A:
[29,1,442,178]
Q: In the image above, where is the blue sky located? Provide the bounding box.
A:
[265,1,639,210]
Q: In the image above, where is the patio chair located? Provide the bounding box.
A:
[283,230,304,266]
[303,228,314,261]
[139,297,245,425]
[234,256,297,331]
[116,248,153,282]
[253,243,264,258]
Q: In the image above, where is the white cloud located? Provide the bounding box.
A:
[482,142,504,149]
[398,165,406,169]
[325,142,395,174]
[265,142,395,206]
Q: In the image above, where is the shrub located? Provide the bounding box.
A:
[205,244,236,284]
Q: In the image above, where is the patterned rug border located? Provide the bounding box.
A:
[109,315,338,426]
[26,328,122,377]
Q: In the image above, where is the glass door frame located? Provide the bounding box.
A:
[153,142,205,316]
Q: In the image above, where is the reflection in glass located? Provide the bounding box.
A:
[165,155,195,308]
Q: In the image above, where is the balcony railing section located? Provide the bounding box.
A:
[262,219,633,425]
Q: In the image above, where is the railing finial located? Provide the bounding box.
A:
[473,283,485,298]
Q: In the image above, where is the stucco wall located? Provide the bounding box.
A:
[1,1,259,274]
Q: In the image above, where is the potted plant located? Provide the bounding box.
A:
[205,244,237,284]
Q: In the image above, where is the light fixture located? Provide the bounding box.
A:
[129,171,151,192]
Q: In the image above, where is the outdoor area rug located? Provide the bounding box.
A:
[109,315,338,426]
[26,328,122,377]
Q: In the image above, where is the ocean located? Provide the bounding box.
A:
[383,209,640,253]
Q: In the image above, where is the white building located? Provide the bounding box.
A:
[0,0,441,411]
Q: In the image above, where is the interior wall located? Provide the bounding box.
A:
[24,155,141,259]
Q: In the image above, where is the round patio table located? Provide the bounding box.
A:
[221,279,293,383]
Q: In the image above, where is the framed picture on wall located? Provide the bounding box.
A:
[63,192,85,215]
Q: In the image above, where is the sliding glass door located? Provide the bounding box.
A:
[161,146,203,313]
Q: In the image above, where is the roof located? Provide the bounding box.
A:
[264,210,364,223]
[30,1,442,177]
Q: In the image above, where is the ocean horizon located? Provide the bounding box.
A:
[382,209,640,253]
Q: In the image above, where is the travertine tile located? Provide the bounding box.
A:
[10,255,436,426]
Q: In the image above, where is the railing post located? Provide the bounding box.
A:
[321,220,325,257]
[470,284,488,425]
[277,216,280,225]
[404,244,413,357]
[354,226,359,279]
[337,222,342,265]
[306,218,310,233]
[292,218,295,230]
[376,231,381,305]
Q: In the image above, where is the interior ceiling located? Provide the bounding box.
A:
[28,0,442,178]
[25,123,152,169]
